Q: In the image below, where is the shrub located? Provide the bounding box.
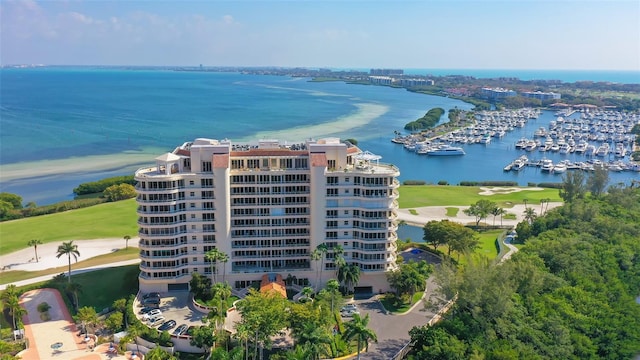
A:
[73,175,136,196]
[103,184,136,202]
[536,182,563,189]
[403,180,426,185]
[437,180,449,185]
[37,302,51,313]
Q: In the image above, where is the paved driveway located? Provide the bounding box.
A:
[136,292,206,333]
[351,277,442,360]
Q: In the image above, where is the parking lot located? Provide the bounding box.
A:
[135,292,206,335]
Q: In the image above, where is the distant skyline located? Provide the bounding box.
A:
[1,0,639,71]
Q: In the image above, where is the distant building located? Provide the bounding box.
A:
[369,76,393,85]
[370,69,404,76]
[399,78,434,87]
[481,87,517,99]
[521,91,561,100]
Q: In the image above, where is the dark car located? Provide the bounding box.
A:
[139,306,156,314]
[142,297,161,306]
[143,292,161,300]
[173,324,188,336]
[158,320,177,331]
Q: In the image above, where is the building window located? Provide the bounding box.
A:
[192,236,197,240]
[189,180,195,185]
[202,161,212,172]
[192,247,197,251]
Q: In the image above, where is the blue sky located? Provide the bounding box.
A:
[1,0,639,70]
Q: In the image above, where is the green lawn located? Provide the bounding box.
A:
[380,292,423,314]
[445,207,459,217]
[73,264,139,312]
[398,185,562,208]
[475,229,505,260]
[0,199,138,255]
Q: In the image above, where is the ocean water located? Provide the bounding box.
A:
[0,68,637,205]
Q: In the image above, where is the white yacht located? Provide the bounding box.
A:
[541,158,554,172]
[426,144,466,156]
[553,162,567,173]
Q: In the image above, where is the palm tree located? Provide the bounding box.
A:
[126,321,146,355]
[310,249,322,291]
[316,244,328,282]
[27,239,43,262]
[205,248,220,284]
[6,295,27,339]
[326,279,340,313]
[67,282,82,311]
[338,264,361,293]
[343,314,377,360]
[301,286,314,302]
[218,252,230,284]
[490,207,506,227]
[124,235,131,249]
[332,244,346,278]
[523,207,537,224]
[234,323,251,360]
[77,306,98,336]
[56,241,80,283]
[294,322,332,360]
[211,283,232,332]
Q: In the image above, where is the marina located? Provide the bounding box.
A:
[392,108,640,176]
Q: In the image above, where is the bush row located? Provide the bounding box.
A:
[1,198,107,221]
[459,181,519,187]
[73,175,136,196]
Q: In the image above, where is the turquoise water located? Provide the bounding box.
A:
[1,68,637,205]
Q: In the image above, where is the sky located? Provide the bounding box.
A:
[1,0,639,70]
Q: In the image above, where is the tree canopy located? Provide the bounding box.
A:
[410,185,640,359]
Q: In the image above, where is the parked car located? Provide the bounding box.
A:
[142,309,162,320]
[143,292,161,300]
[173,324,188,336]
[142,297,161,306]
[148,316,165,327]
[139,306,156,314]
[341,309,360,318]
[341,304,357,312]
[158,320,177,331]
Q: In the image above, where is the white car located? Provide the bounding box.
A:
[143,309,162,320]
[341,309,360,318]
[341,304,357,312]
[148,316,165,327]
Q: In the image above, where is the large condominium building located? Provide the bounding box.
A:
[135,137,400,294]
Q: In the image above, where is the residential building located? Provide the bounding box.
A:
[135,138,400,294]
[521,91,561,100]
[399,78,435,87]
[369,76,393,85]
[481,87,517,99]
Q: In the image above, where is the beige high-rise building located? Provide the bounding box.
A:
[135,137,400,295]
